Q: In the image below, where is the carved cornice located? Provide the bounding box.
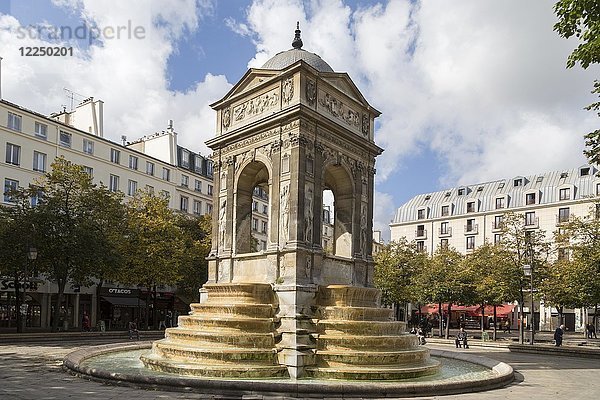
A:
[223,128,280,153]
[319,91,360,129]
[233,88,279,123]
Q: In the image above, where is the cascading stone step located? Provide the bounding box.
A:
[164,328,277,348]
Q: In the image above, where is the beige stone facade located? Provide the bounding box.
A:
[205,43,382,376]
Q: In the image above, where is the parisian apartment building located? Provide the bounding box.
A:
[0,97,216,332]
[390,165,599,333]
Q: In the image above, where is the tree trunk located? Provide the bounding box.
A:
[52,278,66,332]
[519,291,525,345]
[95,279,104,328]
[438,301,443,338]
[14,273,22,333]
[445,303,452,339]
[481,303,486,337]
[493,305,498,341]
[153,284,158,330]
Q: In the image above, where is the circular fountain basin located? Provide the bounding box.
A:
[64,342,513,398]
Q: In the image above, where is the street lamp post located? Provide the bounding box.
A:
[523,263,534,345]
[23,247,37,331]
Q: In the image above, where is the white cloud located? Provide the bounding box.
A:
[0,1,229,156]
[228,0,598,237]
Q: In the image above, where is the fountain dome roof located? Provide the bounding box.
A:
[261,22,334,73]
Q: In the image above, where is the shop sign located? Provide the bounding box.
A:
[0,279,39,292]
[100,287,140,297]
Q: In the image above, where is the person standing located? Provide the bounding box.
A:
[554,324,565,347]
[455,327,468,348]
[81,311,91,332]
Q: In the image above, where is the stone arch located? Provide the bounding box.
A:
[321,161,355,258]
[234,160,270,254]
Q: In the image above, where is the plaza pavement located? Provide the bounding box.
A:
[0,332,598,399]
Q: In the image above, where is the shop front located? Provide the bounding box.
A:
[0,277,42,329]
[99,287,144,331]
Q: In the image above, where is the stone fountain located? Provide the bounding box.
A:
[141,25,439,380]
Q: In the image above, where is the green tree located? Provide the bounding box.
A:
[374,238,427,320]
[553,0,600,163]
[414,246,469,339]
[463,242,522,340]
[500,212,551,343]
[175,213,211,303]
[0,190,38,332]
[551,204,600,327]
[121,191,186,329]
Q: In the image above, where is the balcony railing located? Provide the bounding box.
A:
[524,216,539,229]
[556,215,570,225]
[415,229,427,239]
[464,223,478,234]
[438,227,452,237]
[492,221,504,231]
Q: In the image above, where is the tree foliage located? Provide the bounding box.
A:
[374,238,427,306]
[553,0,600,163]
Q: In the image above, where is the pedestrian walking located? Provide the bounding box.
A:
[554,324,565,347]
[590,323,597,339]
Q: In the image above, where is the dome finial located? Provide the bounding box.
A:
[292,21,303,49]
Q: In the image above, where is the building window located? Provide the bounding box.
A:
[206,203,213,215]
[161,190,170,200]
[83,166,93,177]
[597,183,600,196]
[581,167,590,176]
[466,218,475,232]
[34,122,47,139]
[440,239,448,248]
[7,112,22,131]
[466,201,475,213]
[495,197,505,209]
[525,211,536,226]
[5,143,20,166]
[181,150,190,168]
[557,248,568,260]
[261,220,268,233]
[252,218,258,231]
[559,188,570,201]
[146,161,155,176]
[206,160,213,177]
[514,178,523,187]
[494,215,503,229]
[466,236,475,250]
[263,204,268,214]
[194,179,202,192]
[440,222,449,235]
[261,240,267,251]
[180,196,189,212]
[498,182,505,189]
[194,156,203,173]
[3,178,19,202]
[458,188,465,196]
[145,185,154,195]
[181,174,189,187]
[193,200,202,215]
[253,201,259,211]
[59,131,72,147]
[109,174,119,192]
[110,149,120,164]
[494,234,502,244]
[416,241,425,252]
[417,209,425,219]
[32,151,46,172]
[162,167,170,181]
[129,155,138,170]
[416,224,425,237]
[441,205,449,216]
[558,207,570,223]
[525,193,536,205]
[207,184,213,195]
[127,180,137,196]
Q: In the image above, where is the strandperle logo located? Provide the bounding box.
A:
[14,20,147,45]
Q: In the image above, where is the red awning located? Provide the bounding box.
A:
[420,303,515,317]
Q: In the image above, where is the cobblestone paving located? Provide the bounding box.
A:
[0,340,598,399]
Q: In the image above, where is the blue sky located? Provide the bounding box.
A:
[1,0,597,239]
